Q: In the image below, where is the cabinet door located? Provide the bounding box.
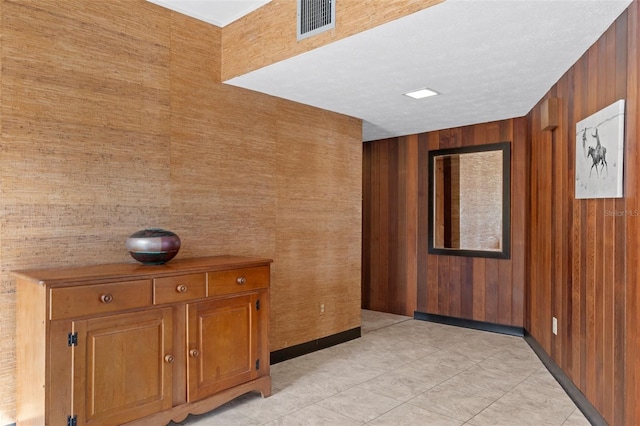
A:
[72,308,174,426]
[187,293,263,401]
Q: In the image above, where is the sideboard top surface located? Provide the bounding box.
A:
[12,255,273,287]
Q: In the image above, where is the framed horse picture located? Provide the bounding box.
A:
[575,99,625,199]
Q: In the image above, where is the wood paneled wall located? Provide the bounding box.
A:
[627,6,640,424]
[362,135,418,316]
[418,120,527,327]
[0,1,362,422]
[221,0,444,81]
[364,3,639,425]
[528,3,639,424]
[362,119,527,326]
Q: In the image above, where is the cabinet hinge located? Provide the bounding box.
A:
[255,359,260,370]
[68,332,78,347]
[67,414,77,426]
[256,299,260,311]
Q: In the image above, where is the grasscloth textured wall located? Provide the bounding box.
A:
[0,0,362,422]
[222,0,444,80]
[528,4,639,424]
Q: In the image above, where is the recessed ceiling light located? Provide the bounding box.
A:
[404,88,439,99]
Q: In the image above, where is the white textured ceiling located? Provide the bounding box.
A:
[150,0,632,142]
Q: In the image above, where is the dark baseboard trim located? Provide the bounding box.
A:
[413,311,524,337]
[524,333,607,426]
[270,327,361,365]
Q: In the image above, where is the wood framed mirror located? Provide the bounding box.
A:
[428,142,511,259]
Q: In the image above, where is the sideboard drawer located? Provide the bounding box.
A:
[50,280,152,320]
[154,273,207,304]
[208,266,269,296]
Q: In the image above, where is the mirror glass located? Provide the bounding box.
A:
[428,142,511,259]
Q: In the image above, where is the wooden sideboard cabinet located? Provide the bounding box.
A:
[14,255,272,426]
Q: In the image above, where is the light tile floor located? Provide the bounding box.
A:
[174,310,590,425]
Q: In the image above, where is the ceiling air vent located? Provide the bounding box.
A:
[297,0,335,40]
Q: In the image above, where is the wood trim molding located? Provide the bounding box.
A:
[524,333,607,426]
[413,311,524,336]
[270,328,361,364]
[540,97,559,131]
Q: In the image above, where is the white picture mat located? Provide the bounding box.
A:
[575,99,625,199]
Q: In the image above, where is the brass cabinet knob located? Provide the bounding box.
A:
[176,284,188,293]
[164,354,175,364]
[100,294,113,304]
[189,349,200,358]
[236,276,247,285]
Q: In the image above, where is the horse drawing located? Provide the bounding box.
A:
[587,128,607,177]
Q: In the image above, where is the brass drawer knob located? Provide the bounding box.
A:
[236,276,247,285]
[100,294,113,304]
[176,284,188,293]
[189,349,200,358]
[164,354,175,364]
